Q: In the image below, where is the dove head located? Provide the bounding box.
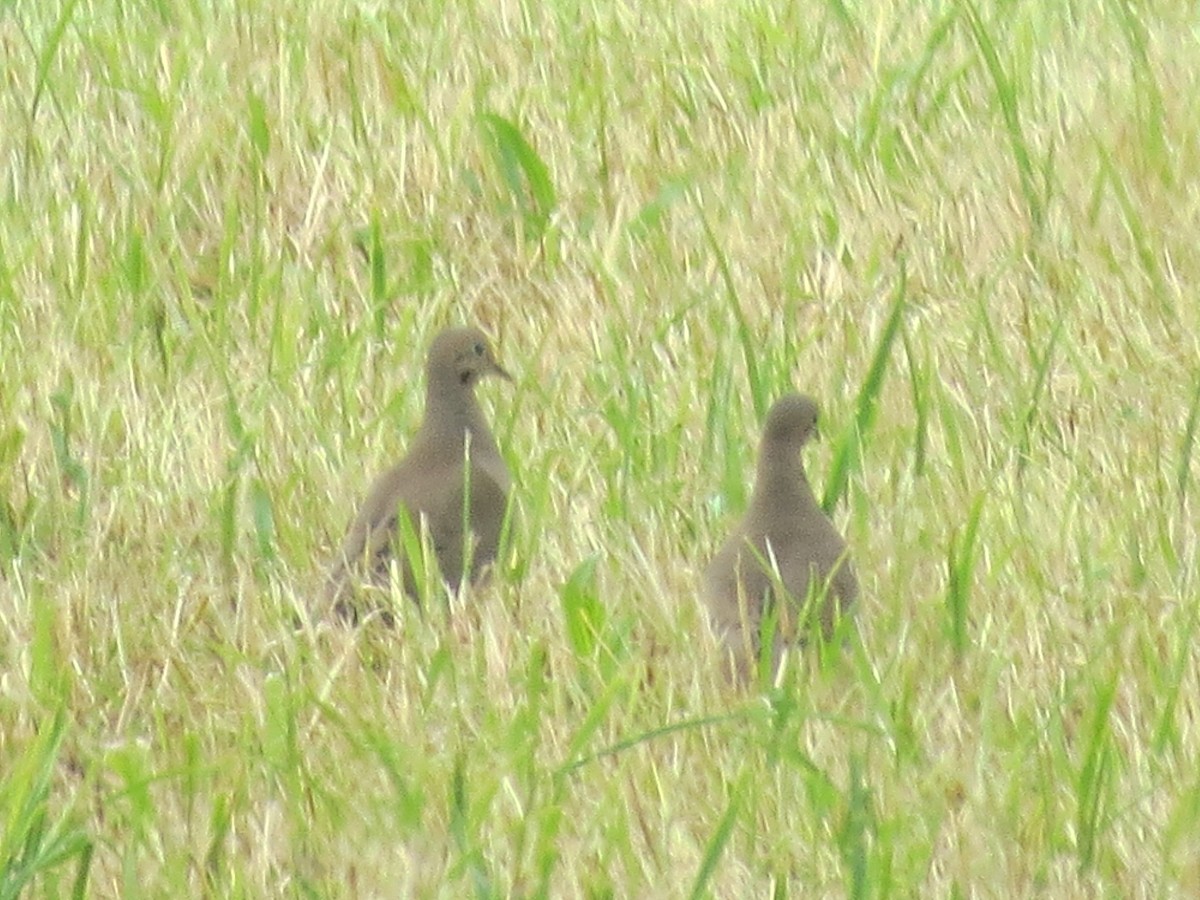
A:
[426,326,512,390]
[762,393,820,448]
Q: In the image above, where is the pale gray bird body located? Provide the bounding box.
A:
[324,326,512,623]
[704,394,858,678]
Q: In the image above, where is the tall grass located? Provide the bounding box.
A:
[2,0,1199,895]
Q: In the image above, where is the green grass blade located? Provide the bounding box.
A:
[1015,307,1066,476]
[823,269,907,513]
[559,711,747,777]
[449,755,495,900]
[559,555,603,660]
[946,490,986,657]
[480,112,557,240]
[48,379,88,527]
[961,0,1043,233]
[26,0,82,126]
[696,199,765,419]
[837,755,875,900]
[1152,602,1198,755]
[1107,0,1169,183]
[1075,667,1118,872]
[0,710,93,900]
[627,177,689,238]
[204,794,231,892]
[366,213,389,341]
[1090,132,1171,319]
[249,477,276,567]
[900,323,928,477]
[69,840,93,900]
[245,89,270,164]
[688,785,742,900]
[1177,375,1200,508]
[822,0,859,34]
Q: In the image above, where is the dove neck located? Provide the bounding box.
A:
[423,377,499,457]
[752,442,814,508]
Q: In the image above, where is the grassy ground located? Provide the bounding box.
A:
[3,0,1199,896]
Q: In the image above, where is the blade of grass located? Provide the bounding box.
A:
[394,504,435,611]
[480,112,557,241]
[449,754,494,900]
[1075,666,1118,872]
[1176,375,1200,509]
[900,323,929,477]
[0,711,93,900]
[1015,306,1065,477]
[559,711,747,777]
[219,389,251,585]
[245,88,270,175]
[822,0,859,35]
[69,840,93,900]
[689,781,743,900]
[946,490,986,658]
[356,723,426,833]
[1090,131,1171,320]
[1151,601,1198,755]
[627,177,689,239]
[823,268,907,513]
[961,0,1043,234]
[365,213,389,341]
[48,378,88,528]
[249,477,276,569]
[695,198,765,419]
[906,7,959,123]
[25,0,83,135]
[1106,0,1169,184]
[0,424,29,564]
[838,754,876,900]
[560,555,603,661]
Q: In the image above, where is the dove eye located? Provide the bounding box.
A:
[473,342,485,356]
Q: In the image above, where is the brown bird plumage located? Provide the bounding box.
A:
[704,393,858,679]
[323,326,512,623]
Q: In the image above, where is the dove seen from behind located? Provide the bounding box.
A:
[703,393,858,680]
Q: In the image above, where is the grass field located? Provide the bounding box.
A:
[3,0,1199,896]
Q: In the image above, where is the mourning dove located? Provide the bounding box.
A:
[704,393,858,679]
[323,326,512,623]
